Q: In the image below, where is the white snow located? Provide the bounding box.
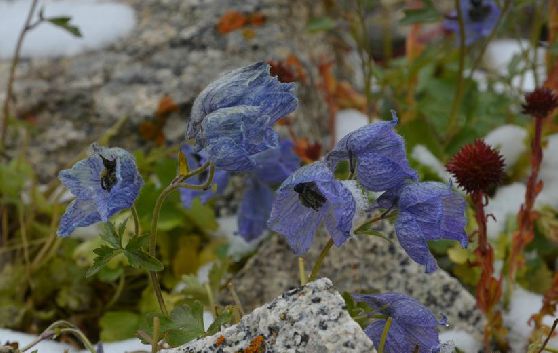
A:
[439,330,481,353]
[0,0,136,59]
[334,109,369,144]
[411,144,452,182]
[215,216,261,260]
[485,125,528,171]
[485,182,526,239]
[504,286,558,353]
[483,39,546,92]
[0,328,149,353]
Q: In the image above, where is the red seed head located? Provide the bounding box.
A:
[446,139,505,194]
[522,87,558,119]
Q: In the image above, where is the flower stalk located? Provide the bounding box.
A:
[149,161,214,316]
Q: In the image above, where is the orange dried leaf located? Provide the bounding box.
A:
[217,10,247,34]
[156,95,178,118]
[249,12,266,26]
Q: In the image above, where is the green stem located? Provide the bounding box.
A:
[446,0,467,141]
[308,239,334,282]
[298,257,307,286]
[148,162,215,316]
[57,328,96,353]
[106,272,125,308]
[131,206,140,237]
[378,316,393,353]
[151,316,160,353]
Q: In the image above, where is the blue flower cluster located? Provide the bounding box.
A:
[57,144,143,236]
[444,0,500,45]
[56,62,469,352]
[269,112,468,273]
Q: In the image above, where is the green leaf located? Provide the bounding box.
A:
[46,16,82,37]
[100,222,122,249]
[206,308,233,335]
[124,249,164,272]
[399,0,441,25]
[306,17,337,33]
[125,234,150,251]
[86,247,121,278]
[166,301,206,346]
[100,311,140,341]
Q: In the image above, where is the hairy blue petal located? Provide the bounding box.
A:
[188,62,297,139]
[353,293,440,353]
[237,179,274,241]
[187,63,297,172]
[267,161,356,255]
[326,115,417,192]
[395,182,468,272]
[57,199,102,237]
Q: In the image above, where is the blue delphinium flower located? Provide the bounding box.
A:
[326,112,417,193]
[237,140,300,241]
[394,181,468,273]
[179,144,230,208]
[353,292,442,353]
[443,0,500,45]
[57,144,143,237]
[267,161,364,255]
[186,62,298,172]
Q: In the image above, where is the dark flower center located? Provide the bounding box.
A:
[100,155,118,192]
[468,0,491,22]
[293,182,327,211]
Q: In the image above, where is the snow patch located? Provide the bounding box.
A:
[334,109,369,144]
[485,182,525,239]
[485,125,527,171]
[0,0,136,58]
[439,329,481,353]
[0,328,149,353]
[504,286,558,352]
[411,145,452,182]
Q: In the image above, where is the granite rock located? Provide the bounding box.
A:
[221,222,484,338]
[165,278,376,353]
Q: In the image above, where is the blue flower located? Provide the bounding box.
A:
[326,113,417,192]
[187,62,298,172]
[267,161,360,255]
[394,182,468,273]
[237,140,300,241]
[443,0,500,45]
[237,178,274,242]
[57,144,143,237]
[179,144,230,208]
[353,292,442,353]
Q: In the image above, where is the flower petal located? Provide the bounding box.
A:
[237,179,274,241]
[57,199,102,237]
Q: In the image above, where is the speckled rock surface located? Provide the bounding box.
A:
[0,0,329,179]
[221,222,484,338]
[165,278,375,353]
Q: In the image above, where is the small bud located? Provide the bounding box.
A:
[522,87,558,119]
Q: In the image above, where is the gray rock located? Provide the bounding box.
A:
[221,222,484,338]
[0,0,330,180]
[165,278,376,353]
